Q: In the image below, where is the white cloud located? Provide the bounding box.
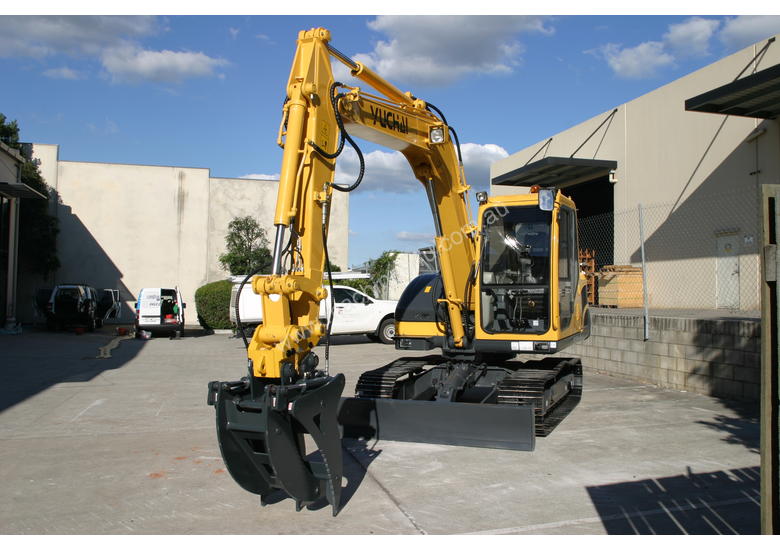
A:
[598,41,674,79]
[460,143,509,191]
[346,15,553,86]
[593,16,730,79]
[719,15,780,51]
[101,46,228,83]
[229,27,240,39]
[334,148,416,192]
[42,66,82,80]
[333,142,508,193]
[0,15,156,58]
[0,15,227,84]
[663,17,720,57]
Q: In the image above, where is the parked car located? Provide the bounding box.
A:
[44,284,121,331]
[230,282,397,344]
[135,287,186,336]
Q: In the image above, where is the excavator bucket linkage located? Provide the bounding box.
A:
[338,356,582,451]
[207,373,345,515]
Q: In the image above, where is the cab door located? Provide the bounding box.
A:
[557,206,578,331]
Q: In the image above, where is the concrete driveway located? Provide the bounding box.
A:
[0,328,760,534]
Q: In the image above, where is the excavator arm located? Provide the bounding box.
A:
[207,27,479,516]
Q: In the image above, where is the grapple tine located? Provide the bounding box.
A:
[213,382,276,497]
[289,373,345,516]
[266,409,321,503]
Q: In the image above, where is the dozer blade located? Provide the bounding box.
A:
[208,373,345,515]
[338,397,536,451]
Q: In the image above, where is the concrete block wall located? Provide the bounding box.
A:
[562,312,761,402]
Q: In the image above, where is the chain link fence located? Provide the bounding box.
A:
[579,188,761,314]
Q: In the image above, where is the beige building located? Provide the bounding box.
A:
[21,144,349,323]
[491,35,780,312]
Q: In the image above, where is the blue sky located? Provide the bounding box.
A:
[2,10,780,267]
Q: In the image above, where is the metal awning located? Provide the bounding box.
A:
[492,156,617,188]
[685,63,780,119]
[0,181,47,199]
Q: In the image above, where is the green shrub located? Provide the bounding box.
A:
[195,280,233,330]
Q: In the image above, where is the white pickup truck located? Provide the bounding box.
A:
[230,282,398,344]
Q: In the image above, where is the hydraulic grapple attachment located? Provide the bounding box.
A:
[207,373,345,515]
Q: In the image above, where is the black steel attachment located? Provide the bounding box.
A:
[339,395,536,451]
[207,372,345,516]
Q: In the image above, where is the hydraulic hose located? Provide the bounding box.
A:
[235,268,261,349]
[308,82,365,193]
[322,212,335,375]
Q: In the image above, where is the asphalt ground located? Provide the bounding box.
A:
[0,326,761,535]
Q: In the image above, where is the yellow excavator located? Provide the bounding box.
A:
[207,28,590,516]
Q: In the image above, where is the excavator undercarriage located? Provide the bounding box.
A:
[338,355,582,451]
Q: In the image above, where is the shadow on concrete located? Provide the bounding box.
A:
[696,397,760,454]
[245,438,382,515]
[0,326,146,413]
[143,326,214,339]
[586,466,760,534]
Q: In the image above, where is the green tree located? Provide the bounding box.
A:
[218,216,273,276]
[324,259,341,273]
[1,113,60,277]
[349,250,399,296]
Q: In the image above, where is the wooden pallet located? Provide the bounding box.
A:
[597,265,643,308]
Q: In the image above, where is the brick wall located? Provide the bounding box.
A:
[561,312,761,401]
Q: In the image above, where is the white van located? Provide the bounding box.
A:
[230,282,397,344]
[135,287,186,335]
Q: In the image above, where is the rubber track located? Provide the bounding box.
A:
[354,356,442,399]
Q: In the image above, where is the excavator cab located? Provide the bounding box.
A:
[391,189,588,356]
[474,190,586,350]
